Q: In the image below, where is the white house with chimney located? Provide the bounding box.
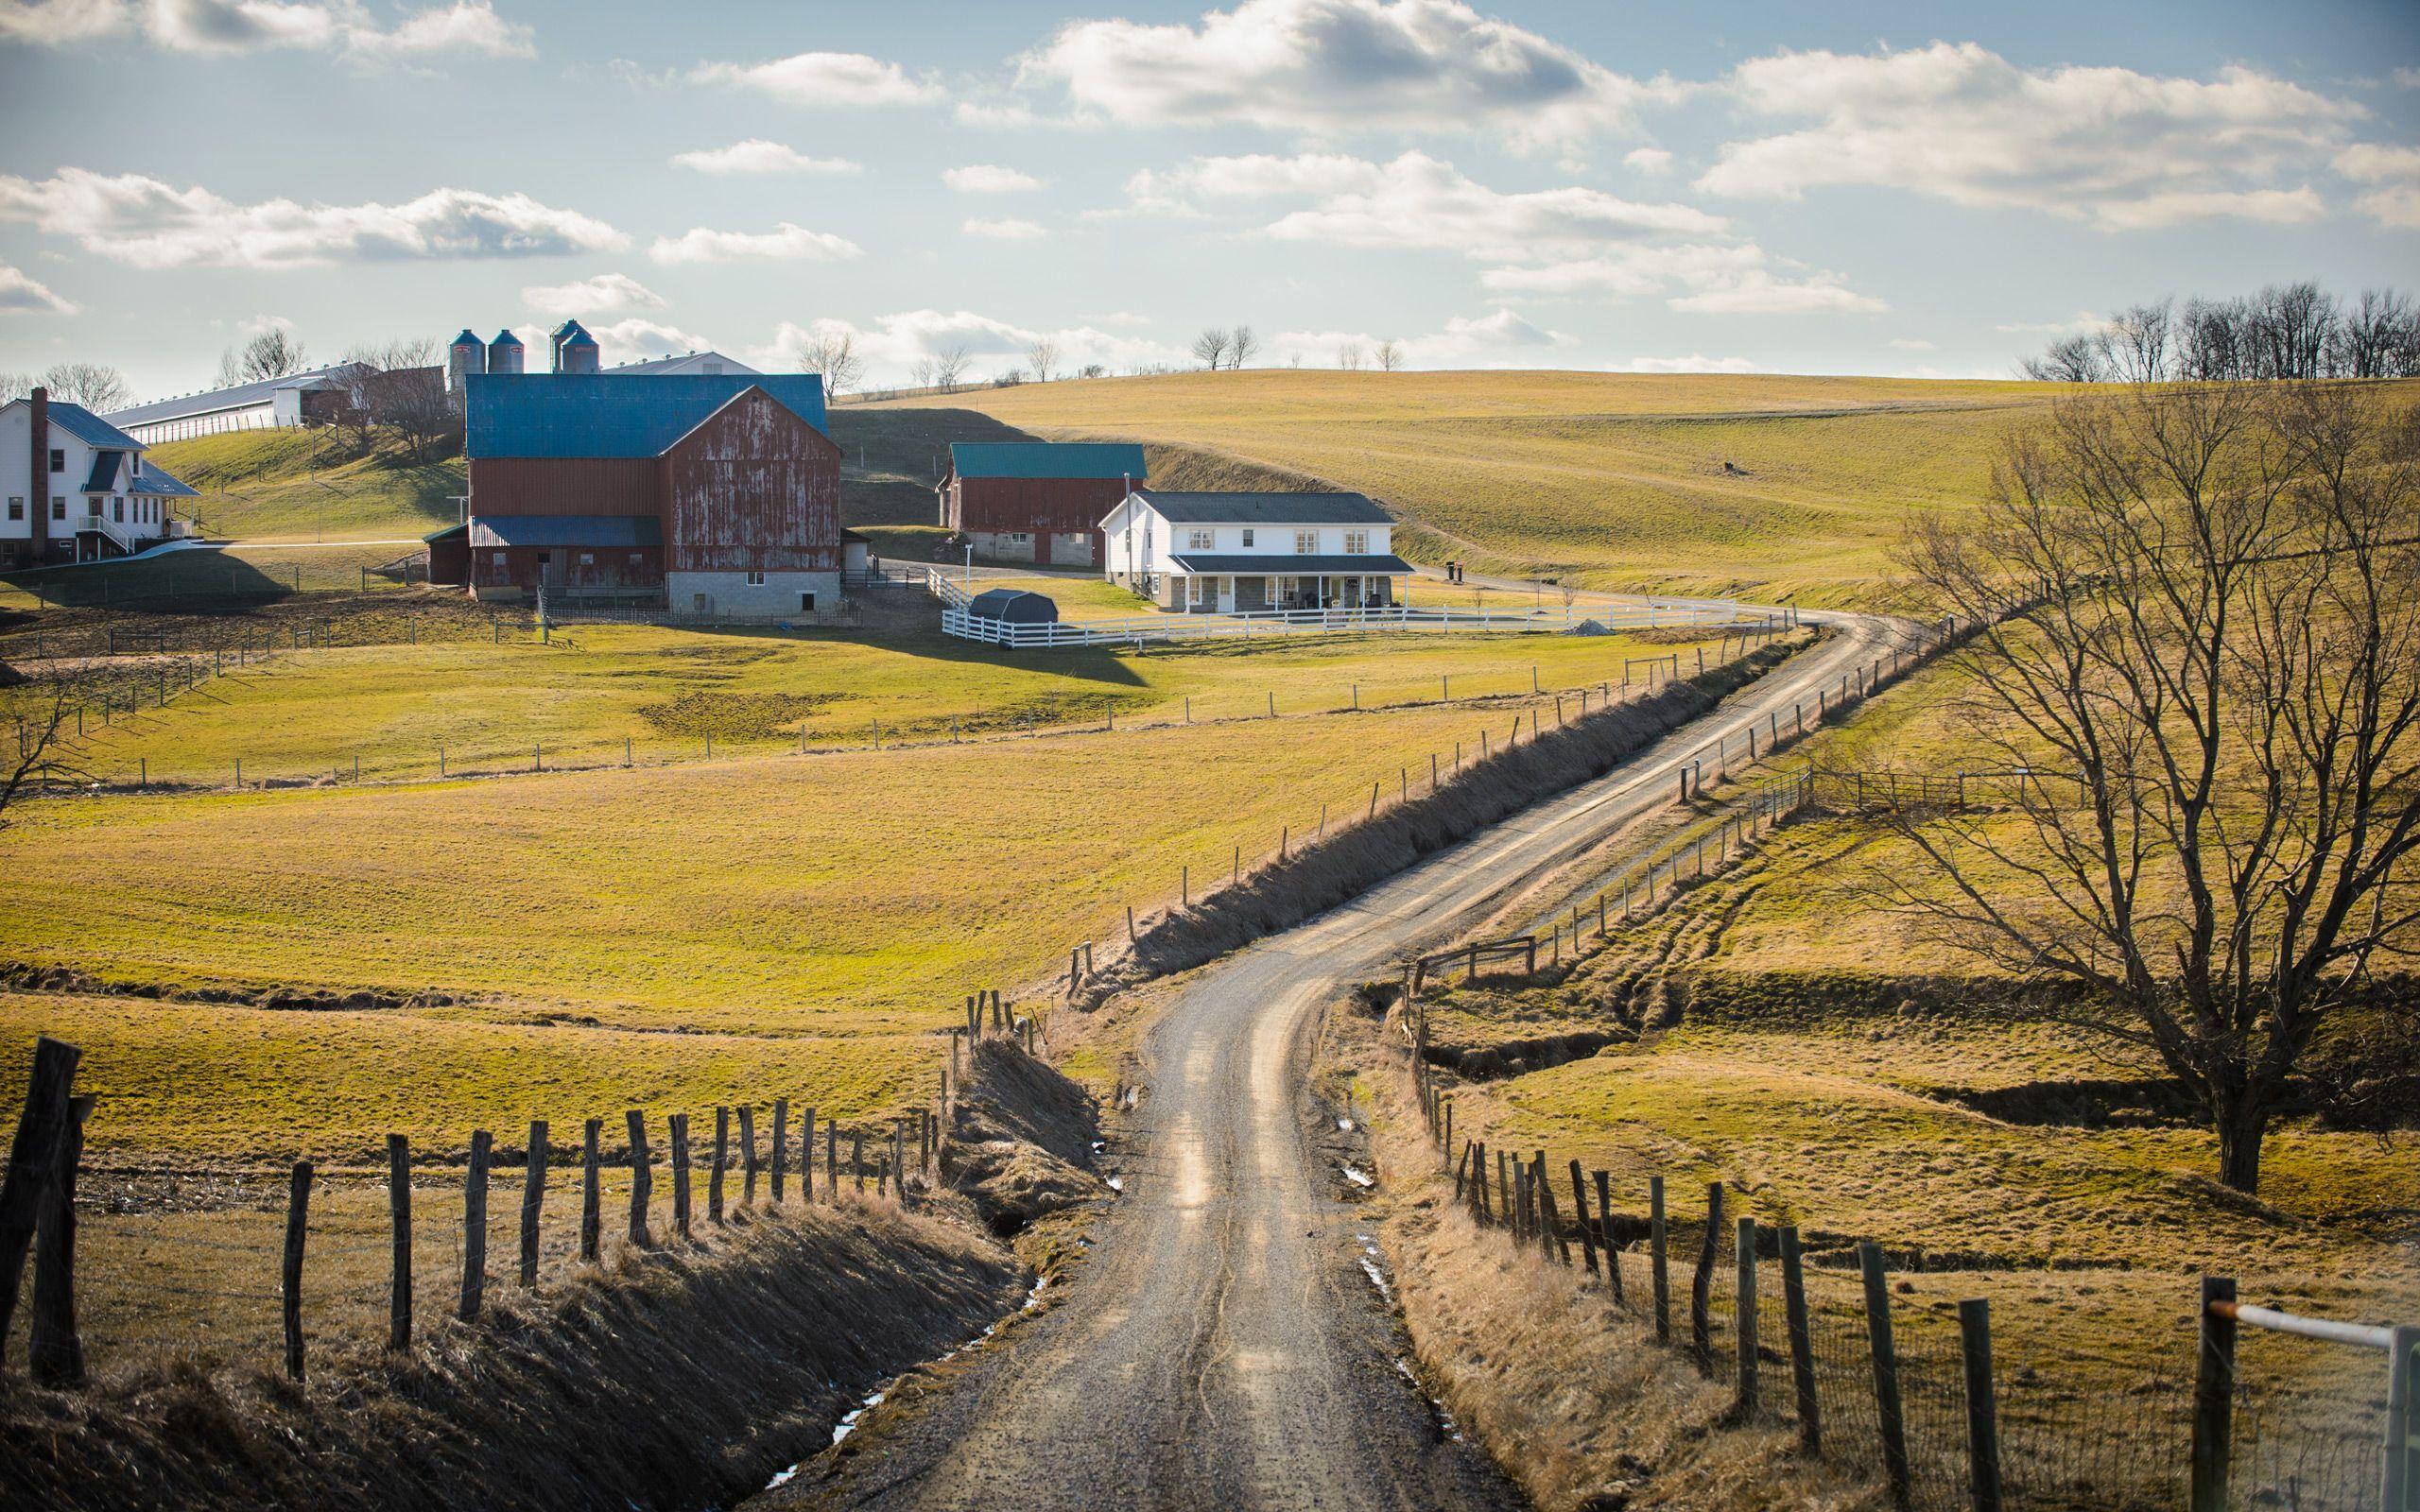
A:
[1,388,201,567]
[1099,489,1412,612]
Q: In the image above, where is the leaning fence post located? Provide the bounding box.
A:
[1569,1160,1599,1276]
[738,1105,759,1205]
[2191,1275,2237,1512]
[0,1035,81,1354]
[625,1110,652,1248]
[460,1129,492,1320]
[1859,1241,1913,1510]
[1736,1215,1760,1418]
[710,1108,729,1223]
[579,1118,601,1262]
[669,1114,692,1238]
[801,1105,817,1202]
[29,1093,93,1386]
[770,1098,788,1204]
[1650,1175,1671,1344]
[380,1134,414,1351]
[281,1157,311,1381]
[1960,1297,2003,1512]
[1690,1181,1724,1367]
[1781,1225,1821,1454]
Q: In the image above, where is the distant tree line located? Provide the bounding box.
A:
[2022,284,2420,383]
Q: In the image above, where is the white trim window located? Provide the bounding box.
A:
[1295,530,1319,554]
[1240,528,1254,547]
[746,570,767,586]
[1186,528,1214,549]
[1344,530,1369,554]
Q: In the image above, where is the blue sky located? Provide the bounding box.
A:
[2,0,2415,401]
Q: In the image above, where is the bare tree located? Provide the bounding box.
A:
[0,371,28,402]
[1374,339,1404,372]
[216,328,310,388]
[2,670,99,832]
[930,342,972,393]
[1890,384,2420,1194]
[1076,363,1107,380]
[2094,300,2174,384]
[1229,324,1260,369]
[2020,335,2107,383]
[2334,289,2418,379]
[790,329,865,397]
[39,362,130,411]
[1027,337,1061,383]
[1191,327,1231,370]
[1338,343,1366,371]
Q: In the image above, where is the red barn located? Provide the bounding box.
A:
[464,373,841,617]
[939,441,1147,568]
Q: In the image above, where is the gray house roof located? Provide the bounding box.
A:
[1168,553,1413,576]
[1132,490,1392,524]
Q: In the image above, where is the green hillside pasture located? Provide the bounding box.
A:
[147,429,463,542]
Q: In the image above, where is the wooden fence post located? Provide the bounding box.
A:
[1534,1154,1570,1264]
[770,1098,788,1204]
[826,1120,838,1193]
[282,1156,311,1382]
[1735,1215,1759,1418]
[2191,1275,2237,1512]
[669,1114,692,1238]
[29,1094,93,1386]
[1690,1181,1724,1367]
[1594,1170,1624,1303]
[710,1108,728,1224]
[1960,1297,2004,1512]
[738,1105,758,1205]
[853,1129,867,1193]
[460,1129,492,1320]
[1781,1225,1821,1454]
[801,1106,816,1202]
[1650,1175,1670,1344]
[1567,1160,1599,1275]
[520,1119,547,1287]
[1859,1241,1913,1510]
[0,1035,80,1353]
[579,1119,601,1262]
[388,1133,413,1349]
[625,1111,652,1248]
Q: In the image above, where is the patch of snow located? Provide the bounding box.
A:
[1338,1117,1355,1132]
[1357,1255,1392,1299]
[1104,1175,1124,1193]
[1340,1164,1374,1189]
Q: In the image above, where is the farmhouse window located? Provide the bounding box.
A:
[1187,528,1214,549]
[1344,530,1369,554]
[48,449,62,473]
[112,499,124,523]
[51,497,63,519]
[1294,530,1318,554]
[747,570,767,586]
[5,497,18,520]
[1241,528,1253,547]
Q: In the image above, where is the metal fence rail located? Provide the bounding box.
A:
[938,599,1781,648]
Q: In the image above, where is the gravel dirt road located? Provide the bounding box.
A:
[780,610,1908,1512]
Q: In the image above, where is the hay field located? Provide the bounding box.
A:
[16,614,1729,789]
[875,370,2069,606]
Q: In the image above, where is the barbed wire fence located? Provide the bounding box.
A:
[1395,1008,2418,1512]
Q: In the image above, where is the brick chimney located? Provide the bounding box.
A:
[27,385,47,559]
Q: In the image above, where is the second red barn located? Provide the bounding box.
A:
[939,441,1147,568]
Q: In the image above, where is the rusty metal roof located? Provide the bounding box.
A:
[467,373,829,458]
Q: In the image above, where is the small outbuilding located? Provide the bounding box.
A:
[964,587,1060,625]
[423,522,469,586]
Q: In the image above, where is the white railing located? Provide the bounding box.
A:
[78,511,141,557]
[939,598,1783,649]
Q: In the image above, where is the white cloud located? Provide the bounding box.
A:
[2395,68,2420,90]
[1024,0,1658,151]
[944,164,1045,193]
[341,2,531,60]
[2335,143,2420,229]
[750,309,1188,386]
[1993,311,2100,335]
[1702,43,2363,232]
[106,0,531,59]
[236,312,292,334]
[0,264,78,316]
[590,318,717,366]
[669,140,860,176]
[1668,268,1885,315]
[962,217,1048,240]
[690,50,942,108]
[1481,242,1881,314]
[648,222,861,266]
[1272,307,1575,369]
[521,272,665,319]
[0,168,625,268]
[0,0,130,45]
[1615,354,1766,374]
[1138,151,1722,262]
[1889,337,1935,351]
[1622,146,1673,174]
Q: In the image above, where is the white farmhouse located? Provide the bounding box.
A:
[1,387,201,567]
[1099,490,1412,612]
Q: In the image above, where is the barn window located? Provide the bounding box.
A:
[579,552,594,566]
[1187,528,1214,549]
[629,552,642,563]
[492,552,507,565]
[799,592,816,612]
[1008,532,1030,544]
[747,570,766,586]
[1344,530,1369,554]
[1294,530,1318,554]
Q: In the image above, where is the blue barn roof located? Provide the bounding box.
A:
[466,374,830,459]
[469,514,663,548]
[951,441,1146,481]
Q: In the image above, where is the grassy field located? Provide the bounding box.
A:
[874,371,2084,607]
[146,429,463,542]
[11,610,1725,788]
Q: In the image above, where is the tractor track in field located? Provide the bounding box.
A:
[763,607,1910,1512]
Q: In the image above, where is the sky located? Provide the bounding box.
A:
[1,0,2416,403]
